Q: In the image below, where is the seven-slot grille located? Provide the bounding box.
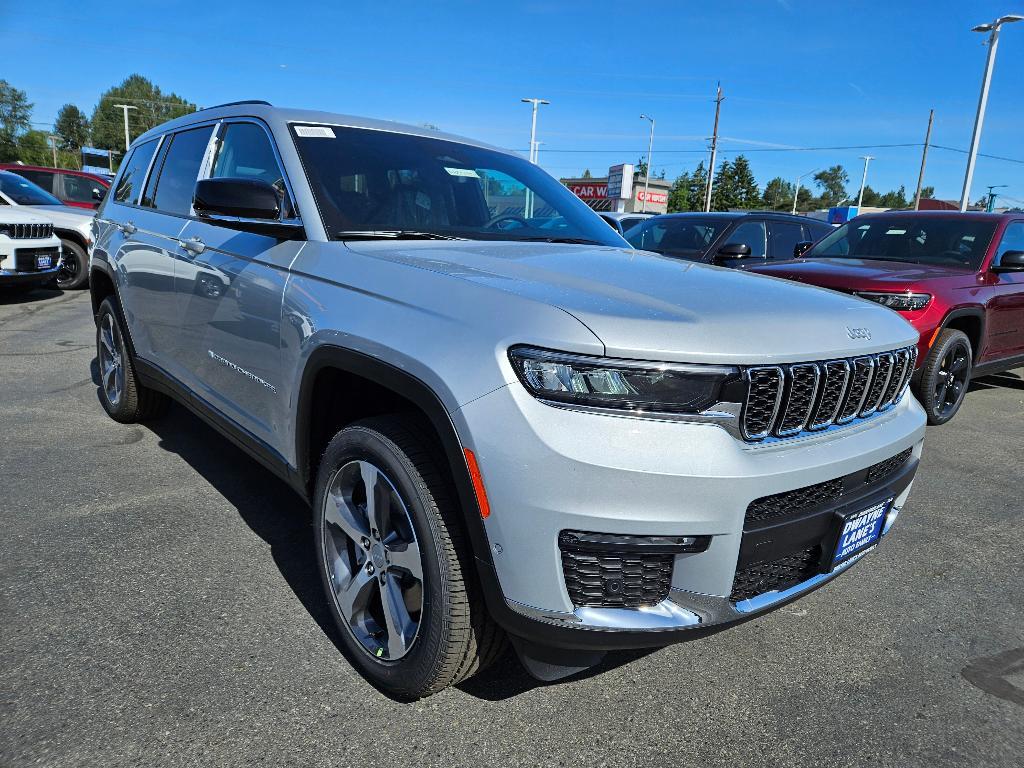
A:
[742,346,917,441]
[2,222,54,240]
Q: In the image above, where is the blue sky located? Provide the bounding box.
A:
[4,0,1023,205]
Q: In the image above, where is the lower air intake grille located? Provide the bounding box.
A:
[865,447,913,484]
[559,533,675,608]
[745,478,844,525]
[730,546,821,602]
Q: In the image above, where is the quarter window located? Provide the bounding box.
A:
[113,140,159,204]
[211,122,293,217]
[62,174,104,203]
[994,222,1024,265]
[149,126,215,216]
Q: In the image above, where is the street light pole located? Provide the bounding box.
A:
[985,184,1008,212]
[960,14,1023,211]
[857,155,874,208]
[640,114,655,213]
[521,97,549,164]
[113,104,138,151]
[791,168,820,215]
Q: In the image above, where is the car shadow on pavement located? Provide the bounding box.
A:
[968,370,1024,393]
[0,286,63,305]
[123,393,665,702]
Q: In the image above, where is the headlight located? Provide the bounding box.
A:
[508,346,739,414]
[855,291,931,311]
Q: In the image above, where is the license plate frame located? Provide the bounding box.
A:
[829,497,892,570]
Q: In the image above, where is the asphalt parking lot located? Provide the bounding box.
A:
[1,288,1022,768]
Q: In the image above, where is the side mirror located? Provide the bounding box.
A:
[194,177,281,220]
[714,242,752,262]
[794,241,814,258]
[992,250,1024,273]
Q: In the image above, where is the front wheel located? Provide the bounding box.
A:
[313,416,504,698]
[916,329,972,425]
[56,239,89,290]
[95,298,169,423]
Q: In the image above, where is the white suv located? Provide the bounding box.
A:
[0,208,61,292]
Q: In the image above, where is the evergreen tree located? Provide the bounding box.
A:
[582,168,592,179]
[762,176,795,211]
[0,79,32,162]
[730,155,760,208]
[54,104,90,151]
[710,159,737,211]
[686,162,709,211]
[667,171,692,213]
[877,185,909,209]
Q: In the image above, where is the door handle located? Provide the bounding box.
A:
[119,221,137,235]
[180,237,206,256]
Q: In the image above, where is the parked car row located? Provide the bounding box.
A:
[0,170,97,291]
[0,163,110,210]
[89,102,926,698]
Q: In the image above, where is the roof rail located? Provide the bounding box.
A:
[200,100,272,111]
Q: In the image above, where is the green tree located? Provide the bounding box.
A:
[54,104,90,151]
[582,168,592,179]
[762,176,795,210]
[877,185,909,209]
[635,157,648,179]
[667,171,692,213]
[0,79,33,162]
[730,155,760,208]
[14,129,52,166]
[813,165,849,206]
[710,159,737,211]
[919,186,935,199]
[90,75,196,152]
[686,162,709,211]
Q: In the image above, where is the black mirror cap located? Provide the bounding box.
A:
[714,242,752,261]
[194,177,281,221]
[794,241,814,258]
[992,250,1024,273]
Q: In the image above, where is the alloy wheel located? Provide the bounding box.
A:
[98,313,125,407]
[56,252,79,288]
[933,341,970,419]
[320,460,424,661]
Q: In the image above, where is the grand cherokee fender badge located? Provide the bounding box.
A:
[208,350,278,393]
[846,327,872,341]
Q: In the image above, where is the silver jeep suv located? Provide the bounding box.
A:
[90,101,926,697]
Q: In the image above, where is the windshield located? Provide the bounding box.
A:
[624,217,730,259]
[0,171,63,206]
[807,217,998,271]
[290,125,625,246]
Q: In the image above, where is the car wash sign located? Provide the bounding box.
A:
[566,182,608,201]
[606,164,634,200]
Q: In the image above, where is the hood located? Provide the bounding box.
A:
[344,241,919,365]
[0,207,53,225]
[22,204,95,233]
[749,257,972,289]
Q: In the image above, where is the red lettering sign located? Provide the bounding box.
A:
[636,189,668,205]
[568,184,608,200]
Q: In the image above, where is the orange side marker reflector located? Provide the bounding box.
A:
[463,448,491,519]
[927,326,942,349]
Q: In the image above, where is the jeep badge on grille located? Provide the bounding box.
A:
[846,327,872,340]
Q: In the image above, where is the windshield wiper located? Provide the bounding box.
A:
[516,236,606,245]
[335,230,467,241]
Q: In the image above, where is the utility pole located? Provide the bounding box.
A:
[640,114,655,212]
[113,104,138,151]
[913,109,934,210]
[47,135,58,168]
[985,184,1008,212]
[960,15,1023,211]
[703,83,724,212]
[856,156,874,208]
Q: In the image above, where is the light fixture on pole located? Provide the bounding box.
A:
[639,114,655,213]
[520,98,549,164]
[985,184,1008,212]
[113,103,138,151]
[959,14,1023,211]
[791,168,820,215]
[857,156,874,208]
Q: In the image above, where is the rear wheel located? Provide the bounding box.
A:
[95,298,169,423]
[313,416,504,698]
[917,329,972,425]
[56,239,89,290]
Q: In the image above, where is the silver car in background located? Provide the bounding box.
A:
[90,102,925,697]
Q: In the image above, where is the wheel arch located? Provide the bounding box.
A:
[88,254,117,320]
[937,307,985,364]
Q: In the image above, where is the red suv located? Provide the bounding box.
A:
[0,164,110,209]
[749,211,1024,424]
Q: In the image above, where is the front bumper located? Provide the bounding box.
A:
[0,264,61,285]
[454,381,926,649]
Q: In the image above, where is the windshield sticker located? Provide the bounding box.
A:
[444,167,480,178]
[295,126,336,138]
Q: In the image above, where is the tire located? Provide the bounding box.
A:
[313,416,504,698]
[56,239,89,290]
[95,297,170,423]
[916,328,972,426]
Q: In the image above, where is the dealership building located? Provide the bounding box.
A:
[561,164,672,215]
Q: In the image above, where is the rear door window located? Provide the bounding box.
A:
[726,220,767,258]
[15,169,56,193]
[767,221,805,260]
[113,139,159,204]
[148,126,215,216]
